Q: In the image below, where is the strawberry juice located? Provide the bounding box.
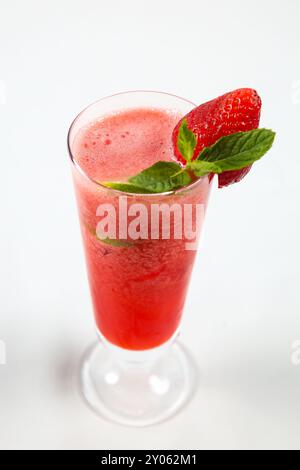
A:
[70,106,211,350]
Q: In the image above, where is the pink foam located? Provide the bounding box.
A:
[73,107,181,181]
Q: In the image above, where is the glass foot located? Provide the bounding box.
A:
[80,339,197,427]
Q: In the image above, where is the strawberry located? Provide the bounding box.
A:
[172,88,262,187]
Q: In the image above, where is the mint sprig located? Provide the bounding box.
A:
[101,125,275,194]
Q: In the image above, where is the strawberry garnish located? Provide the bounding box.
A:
[172,88,262,187]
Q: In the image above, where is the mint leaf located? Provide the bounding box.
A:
[177,119,197,162]
[84,222,133,247]
[191,128,275,174]
[129,161,191,193]
[170,168,192,187]
[189,160,222,177]
[99,237,133,248]
[101,182,156,194]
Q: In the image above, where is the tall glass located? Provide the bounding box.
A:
[68,91,212,426]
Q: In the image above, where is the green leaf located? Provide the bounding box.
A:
[170,168,192,187]
[129,161,191,193]
[191,128,275,174]
[99,237,133,248]
[189,160,222,177]
[84,222,133,247]
[101,182,156,194]
[177,119,197,162]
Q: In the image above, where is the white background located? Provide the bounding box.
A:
[0,0,300,450]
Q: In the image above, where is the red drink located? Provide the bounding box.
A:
[68,91,212,426]
[70,99,211,351]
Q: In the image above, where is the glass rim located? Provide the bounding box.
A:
[67,90,206,197]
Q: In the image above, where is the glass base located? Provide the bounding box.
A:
[80,339,197,427]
